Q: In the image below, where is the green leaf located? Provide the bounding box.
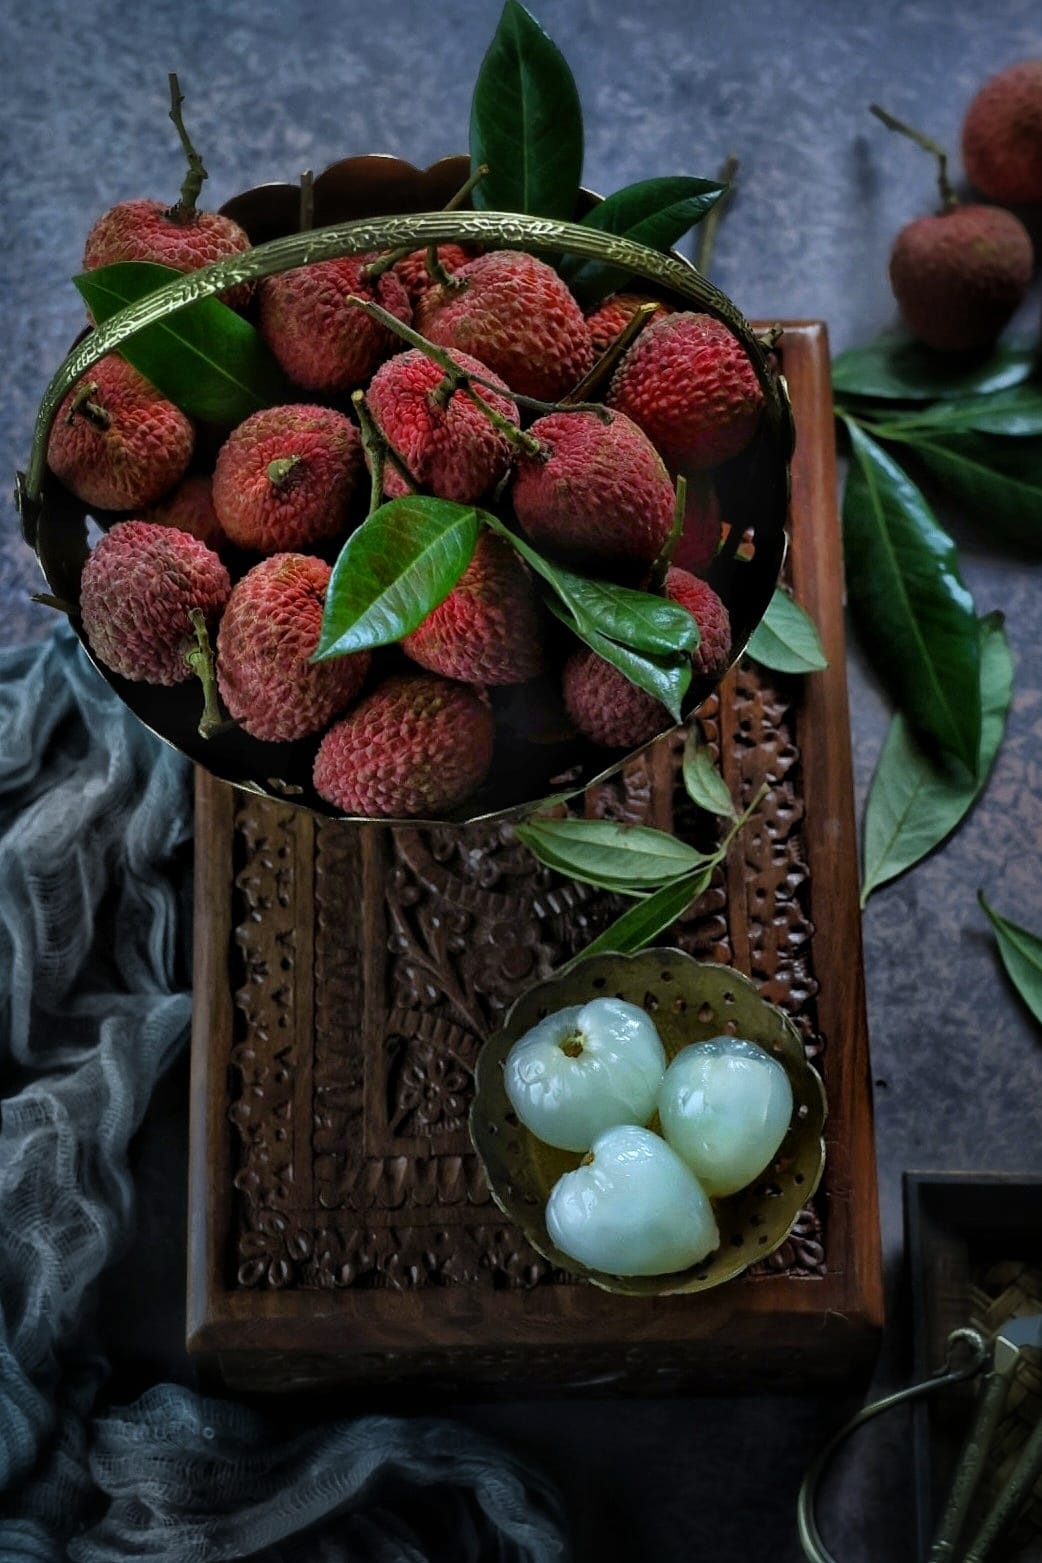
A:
[73,261,290,423]
[575,866,714,961]
[559,176,725,307]
[682,723,736,818]
[868,383,1042,439]
[832,334,1037,404]
[469,0,583,221]
[978,891,1042,1027]
[860,614,1013,903]
[516,817,711,890]
[546,597,690,723]
[313,497,478,661]
[899,432,1042,552]
[841,419,981,773]
[745,588,828,674]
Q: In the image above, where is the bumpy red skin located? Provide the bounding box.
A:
[585,294,672,354]
[962,61,1042,204]
[512,409,676,576]
[48,355,195,511]
[671,473,722,576]
[258,255,411,393]
[366,348,519,502]
[313,674,495,817]
[83,199,254,310]
[144,474,227,550]
[608,312,764,471]
[888,206,1034,352]
[402,532,547,685]
[212,405,362,553]
[393,245,471,301]
[216,554,369,742]
[415,251,594,401]
[562,566,731,747]
[79,520,230,685]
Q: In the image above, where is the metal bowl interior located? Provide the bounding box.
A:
[470,948,826,1296]
[26,154,792,826]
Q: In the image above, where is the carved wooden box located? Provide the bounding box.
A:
[187,323,884,1394]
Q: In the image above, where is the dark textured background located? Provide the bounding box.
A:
[4,1,1042,1558]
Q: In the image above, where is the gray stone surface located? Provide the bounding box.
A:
[4,1,1042,1558]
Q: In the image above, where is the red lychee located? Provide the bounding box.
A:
[962,61,1042,205]
[888,204,1033,352]
[415,251,594,401]
[48,355,194,511]
[144,473,226,550]
[216,554,369,742]
[258,255,411,394]
[79,520,230,684]
[366,348,519,502]
[608,312,764,471]
[511,409,676,576]
[83,199,254,310]
[402,531,547,685]
[393,245,471,302]
[313,674,495,817]
[585,293,672,355]
[212,405,362,553]
[562,567,732,747]
[671,473,722,576]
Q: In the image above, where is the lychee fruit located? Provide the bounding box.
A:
[402,531,547,685]
[962,61,1042,205]
[144,473,227,550]
[888,204,1033,351]
[585,293,672,355]
[607,312,764,471]
[415,251,594,402]
[313,673,495,817]
[212,405,363,553]
[365,348,520,502]
[562,567,732,748]
[511,409,676,576]
[47,355,195,511]
[671,474,722,576]
[258,255,411,394]
[216,553,369,742]
[79,520,230,684]
[83,199,254,311]
[393,244,471,302]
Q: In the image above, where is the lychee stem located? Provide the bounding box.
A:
[361,163,489,284]
[65,382,110,430]
[351,389,418,502]
[299,168,315,234]
[695,154,739,278]
[165,73,208,223]
[185,608,224,740]
[870,104,957,211]
[648,475,687,592]
[563,301,660,406]
[267,454,302,487]
[31,591,79,617]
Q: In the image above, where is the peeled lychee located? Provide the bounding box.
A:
[79,520,230,684]
[212,405,362,553]
[671,474,722,576]
[962,61,1042,205]
[402,531,547,685]
[366,348,519,502]
[888,204,1033,352]
[562,567,732,748]
[415,251,594,401]
[144,474,226,549]
[393,245,471,302]
[216,554,369,742]
[83,199,254,310]
[258,255,411,394]
[512,409,676,576]
[313,674,495,817]
[585,293,672,355]
[48,355,194,511]
[608,312,764,471]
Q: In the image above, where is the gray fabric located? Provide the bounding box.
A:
[0,625,568,1562]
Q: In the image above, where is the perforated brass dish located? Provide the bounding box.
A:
[471,947,826,1296]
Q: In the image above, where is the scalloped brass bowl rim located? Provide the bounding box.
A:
[470,948,827,1296]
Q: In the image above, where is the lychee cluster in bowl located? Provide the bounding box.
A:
[23,159,791,825]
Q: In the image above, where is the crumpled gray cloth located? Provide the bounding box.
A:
[0,625,568,1562]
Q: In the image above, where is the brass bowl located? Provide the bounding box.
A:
[19,155,793,826]
[470,948,826,1296]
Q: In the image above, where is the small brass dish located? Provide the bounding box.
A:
[470,947,827,1296]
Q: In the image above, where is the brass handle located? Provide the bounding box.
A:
[962,1409,1042,1563]
[927,1363,1015,1561]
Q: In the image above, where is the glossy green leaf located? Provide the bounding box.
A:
[682,723,735,818]
[73,261,290,422]
[516,817,711,890]
[832,334,1037,403]
[469,0,583,221]
[546,597,690,722]
[978,891,1042,1026]
[560,176,725,306]
[899,432,1042,552]
[868,383,1042,439]
[745,588,828,674]
[575,866,714,961]
[860,614,1012,904]
[313,497,478,661]
[841,419,981,773]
